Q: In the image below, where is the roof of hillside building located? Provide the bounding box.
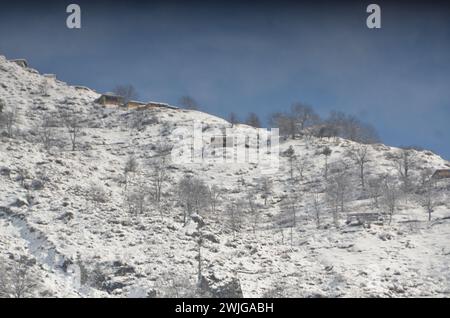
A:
[432,169,450,179]
[103,92,122,97]
[146,101,179,109]
[11,59,28,67]
[127,100,146,105]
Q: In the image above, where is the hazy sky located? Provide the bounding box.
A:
[1,0,449,159]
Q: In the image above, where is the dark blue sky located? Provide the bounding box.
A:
[1,0,449,159]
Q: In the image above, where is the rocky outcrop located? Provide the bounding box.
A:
[199,271,243,298]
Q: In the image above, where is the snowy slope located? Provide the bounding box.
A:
[0,55,449,298]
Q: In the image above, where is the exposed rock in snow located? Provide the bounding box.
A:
[199,272,243,298]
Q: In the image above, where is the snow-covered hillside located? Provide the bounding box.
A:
[1,55,449,298]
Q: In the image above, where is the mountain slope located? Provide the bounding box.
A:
[1,55,449,298]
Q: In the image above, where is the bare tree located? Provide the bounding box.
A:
[112,84,139,105]
[228,112,240,126]
[0,99,6,132]
[179,96,199,110]
[246,190,263,235]
[294,155,310,182]
[191,179,210,217]
[259,177,273,206]
[194,205,207,286]
[311,192,322,229]
[276,193,300,249]
[268,112,296,139]
[358,122,380,144]
[0,106,18,138]
[322,147,332,180]
[207,185,222,214]
[36,115,56,151]
[316,124,339,140]
[367,177,383,208]
[284,146,296,180]
[326,182,340,228]
[287,194,299,229]
[148,144,172,203]
[269,104,320,140]
[6,109,18,137]
[324,111,379,144]
[128,110,144,133]
[382,176,399,225]
[326,164,350,227]
[394,148,417,192]
[124,155,139,190]
[291,103,320,132]
[125,186,148,217]
[178,176,194,225]
[226,200,244,240]
[419,168,434,189]
[197,232,204,285]
[149,156,169,203]
[0,256,38,298]
[418,179,438,222]
[349,145,370,188]
[60,110,83,151]
[244,112,261,128]
[177,175,209,225]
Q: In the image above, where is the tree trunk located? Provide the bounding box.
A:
[360,165,365,188]
[197,236,202,285]
[290,227,293,250]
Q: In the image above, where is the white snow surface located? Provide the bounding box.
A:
[0,55,449,298]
